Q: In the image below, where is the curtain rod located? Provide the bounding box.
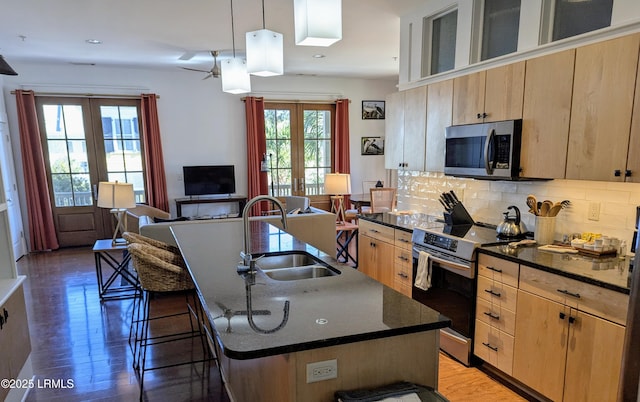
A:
[9,90,158,99]
[241,97,348,104]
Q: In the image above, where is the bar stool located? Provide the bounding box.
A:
[127,241,214,399]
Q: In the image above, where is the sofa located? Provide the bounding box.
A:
[138,206,337,256]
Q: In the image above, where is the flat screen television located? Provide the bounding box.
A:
[183,165,236,196]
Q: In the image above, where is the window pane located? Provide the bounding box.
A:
[52,174,73,207]
[553,0,612,41]
[71,174,92,206]
[63,105,85,139]
[42,105,66,139]
[428,10,458,75]
[481,0,520,61]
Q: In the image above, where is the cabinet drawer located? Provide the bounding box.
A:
[474,320,514,375]
[476,297,516,336]
[478,254,519,287]
[394,278,413,298]
[359,220,395,244]
[519,265,629,325]
[394,247,412,269]
[394,230,413,250]
[394,262,412,289]
[477,276,518,311]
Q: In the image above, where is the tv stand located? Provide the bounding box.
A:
[175,195,248,218]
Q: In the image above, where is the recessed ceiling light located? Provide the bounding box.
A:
[312,54,325,59]
[85,39,102,45]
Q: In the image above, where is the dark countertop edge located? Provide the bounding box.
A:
[478,248,630,295]
[357,214,413,233]
[218,319,452,360]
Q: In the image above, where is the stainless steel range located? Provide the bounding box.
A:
[411,222,506,366]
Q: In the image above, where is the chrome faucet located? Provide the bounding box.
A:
[240,195,287,273]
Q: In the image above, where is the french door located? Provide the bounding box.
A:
[35,97,146,247]
[264,103,335,210]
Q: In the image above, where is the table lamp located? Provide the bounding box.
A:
[324,173,351,224]
[97,181,136,245]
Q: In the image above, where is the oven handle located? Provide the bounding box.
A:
[413,247,473,276]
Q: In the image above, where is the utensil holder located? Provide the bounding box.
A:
[534,216,556,245]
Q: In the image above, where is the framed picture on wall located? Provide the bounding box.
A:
[361,137,384,155]
[362,100,385,120]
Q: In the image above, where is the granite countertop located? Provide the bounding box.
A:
[358,212,440,232]
[479,244,632,294]
[357,212,632,294]
[171,219,450,360]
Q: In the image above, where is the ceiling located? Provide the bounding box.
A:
[0,0,427,80]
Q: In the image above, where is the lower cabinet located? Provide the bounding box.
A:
[359,233,394,286]
[0,282,31,401]
[513,289,625,402]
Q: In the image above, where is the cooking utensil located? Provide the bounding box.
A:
[560,200,571,209]
[444,192,457,208]
[549,204,562,217]
[540,200,553,216]
[538,244,579,254]
[450,191,460,203]
[496,205,527,238]
[526,195,538,215]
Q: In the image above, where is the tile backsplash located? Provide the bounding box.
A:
[397,171,640,247]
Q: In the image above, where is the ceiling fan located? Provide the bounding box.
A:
[180,50,221,79]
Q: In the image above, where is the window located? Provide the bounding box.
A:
[541,0,613,43]
[264,103,334,198]
[422,8,458,76]
[479,0,521,61]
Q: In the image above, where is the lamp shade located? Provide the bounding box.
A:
[97,182,136,209]
[294,0,342,47]
[246,29,284,77]
[0,55,17,76]
[324,173,351,195]
[221,57,252,94]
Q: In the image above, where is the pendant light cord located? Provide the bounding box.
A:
[230,0,236,58]
[262,0,266,29]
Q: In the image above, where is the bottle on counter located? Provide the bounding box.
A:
[619,240,627,259]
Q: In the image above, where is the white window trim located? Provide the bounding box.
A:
[422,5,459,77]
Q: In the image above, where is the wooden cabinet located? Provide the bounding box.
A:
[627,43,640,183]
[0,284,31,401]
[393,230,413,297]
[474,254,519,375]
[358,220,414,295]
[513,265,627,402]
[521,49,575,179]
[425,79,453,172]
[358,220,395,286]
[566,33,640,181]
[452,62,525,125]
[384,87,427,170]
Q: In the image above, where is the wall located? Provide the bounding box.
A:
[398,172,640,248]
[1,63,394,236]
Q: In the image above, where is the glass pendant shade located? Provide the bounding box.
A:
[221,57,251,94]
[0,56,18,75]
[246,29,284,76]
[294,0,342,47]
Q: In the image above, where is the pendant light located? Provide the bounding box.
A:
[0,55,18,76]
[221,0,251,94]
[293,0,342,47]
[246,0,283,76]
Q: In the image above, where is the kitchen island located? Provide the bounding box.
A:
[171,219,450,402]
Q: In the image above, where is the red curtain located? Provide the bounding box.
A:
[140,94,169,212]
[244,97,268,214]
[15,90,59,251]
[334,99,351,205]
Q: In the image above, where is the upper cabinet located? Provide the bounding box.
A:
[565,34,640,181]
[520,49,575,179]
[452,62,525,125]
[627,46,640,183]
[385,86,427,171]
[425,80,453,172]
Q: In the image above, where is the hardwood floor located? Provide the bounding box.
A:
[16,246,527,401]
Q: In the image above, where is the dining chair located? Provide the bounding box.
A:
[370,187,397,213]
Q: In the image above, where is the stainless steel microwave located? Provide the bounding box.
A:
[444,119,523,180]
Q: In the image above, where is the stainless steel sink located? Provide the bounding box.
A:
[255,251,341,281]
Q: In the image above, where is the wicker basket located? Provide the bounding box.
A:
[123,231,182,255]
[128,243,195,292]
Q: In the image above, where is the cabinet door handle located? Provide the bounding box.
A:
[486,266,502,273]
[615,170,622,177]
[370,229,380,234]
[569,316,576,324]
[398,272,409,279]
[626,170,632,177]
[557,289,581,299]
[399,238,410,243]
[559,312,566,320]
[482,342,498,351]
[484,289,502,298]
[398,256,410,262]
[483,311,500,320]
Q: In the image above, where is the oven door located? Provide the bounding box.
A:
[412,249,476,365]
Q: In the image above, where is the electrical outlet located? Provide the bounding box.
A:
[588,202,600,221]
[306,359,337,383]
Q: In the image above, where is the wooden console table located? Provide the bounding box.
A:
[175,195,248,218]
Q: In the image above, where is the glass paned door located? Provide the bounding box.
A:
[36,97,145,247]
[264,103,335,208]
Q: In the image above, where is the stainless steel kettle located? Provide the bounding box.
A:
[496,205,527,238]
